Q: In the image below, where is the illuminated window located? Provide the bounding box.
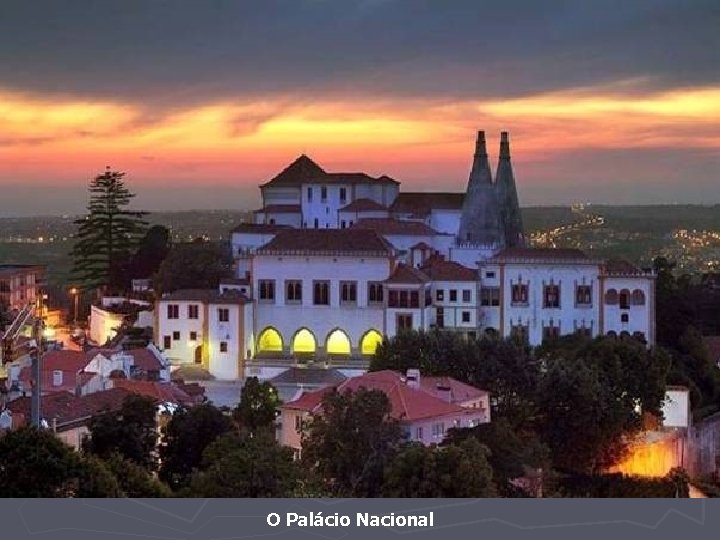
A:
[257,327,283,353]
[326,329,351,355]
[293,328,316,353]
[361,330,383,355]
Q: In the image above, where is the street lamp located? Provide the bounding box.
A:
[69,287,79,324]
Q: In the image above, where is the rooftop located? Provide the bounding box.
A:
[351,217,443,236]
[603,259,651,276]
[489,247,594,264]
[390,192,465,214]
[385,263,431,284]
[254,204,301,214]
[283,370,483,422]
[270,366,348,386]
[231,223,292,234]
[339,198,388,212]
[261,155,399,188]
[256,228,394,256]
[160,289,249,304]
[420,256,477,281]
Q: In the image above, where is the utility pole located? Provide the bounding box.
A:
[31,293,45,428]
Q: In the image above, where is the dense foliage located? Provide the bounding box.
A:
[233,376,282,434]
[154,239,232,293]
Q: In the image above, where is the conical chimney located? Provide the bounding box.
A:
[495,131,525,248]
[457,131,502,246]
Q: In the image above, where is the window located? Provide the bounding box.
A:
[605,289,618,305]
[269,218,275,225]
[163,336,171,349]
[425,289,432,306]
[397,313,413,331]
[259,280,275,302]
[511,283,528,305]
[431,422,445,438]
[188,304,199,319]
[511,324,529,344]
[307,187,312,202]
[295,415,302,433]
[621,313,629,323]
[167,304,179,319]
[576,284,592,306]
[321,186,327,202]
[313,281,330,305]
[436,289,444,302]
[449,289,458,302]
[436,307,444,328]
[314,218,319,229]
[399,290,408,307]
[542,324,560,342]
[189,331,197,341]
[410,291,419,308]
[340,281,357,304]
[462,311,471,323]
[576,326,592,337]
[388,290,399,307]
[485,271,496,279]
[341,220,346,229]
[172,331,180,341]
[220,341,228,353]
[286,280,302,303]
[368,282,384,304]
[619,289,630,309]
[218,308,229,322]
[480,287,500,306]
[339,187,347,202]
[415,426,423,440]
[462,289,472,303]
[543,284,560,308]
[632,289,646,305]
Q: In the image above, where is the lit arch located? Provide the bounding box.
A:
[326,328,351,355]
[292,328,317,354]
[257,327,283,353]
[360,329,383,356]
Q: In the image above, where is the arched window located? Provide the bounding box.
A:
[631,289,646,305]
[292,328,316,354]
[605,289,618,305]
[607,330,617,338]
[257,327,283,353]
[619,289,631,309]
[326,329,351,355]
[360,330,383,356]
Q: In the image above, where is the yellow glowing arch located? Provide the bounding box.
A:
[360,329,383,356]
[292,328,317,354]
[326,328,351,355]
[257,327,283,353]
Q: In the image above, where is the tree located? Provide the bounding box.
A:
[653,257,697,349]
[71,167,147,291]
[372,330,540,429]
[382,439,497,497]
[536,337,670,473]
[301,388,404,497]
[233,377,281,434]
[187,431,298,497]
[445,417,550,495]
[127,225,171,281]
[154,239,232,293]
[83,394,158,469]
[103,453,172,497]
[159,403,233,490]
[0,427,117,497]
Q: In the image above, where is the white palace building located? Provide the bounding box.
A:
[155,131,656,380]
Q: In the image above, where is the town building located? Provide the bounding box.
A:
[278,369,490,454]
[153,130,656,379]
[0,264,43,311]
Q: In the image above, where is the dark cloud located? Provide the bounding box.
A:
[0,0,718,105]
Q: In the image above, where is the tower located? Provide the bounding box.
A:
[457,131,502,246]
[495,131,525,248]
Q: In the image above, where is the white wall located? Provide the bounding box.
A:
[300,182,351,229]
[602,276,654,343]
[156,300,205,364]
[662,388,690,428]
[431,280,478,329]
[89,305,124,345]
[429,209,462,235]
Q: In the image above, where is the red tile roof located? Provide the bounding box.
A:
[6,387,133,429]
[390,192,465,214]
[489,247,593,263]
[384,263,430,284]
[260,155,399,188]
[123,348,164,371]
[111,380,193,405]
[420,376,488,403]
[232,223,292,234]
[283,370,478,422]
[18,365,97,395]
[256,229,394,256]
[339,198,388,212]
[254,204,301,214]
[351,218,442,236]
[37,350,89,373]
[420,257,477,281]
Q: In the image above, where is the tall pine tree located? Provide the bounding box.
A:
[71,167,147,292]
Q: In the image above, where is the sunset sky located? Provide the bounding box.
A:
[1,0,719,215]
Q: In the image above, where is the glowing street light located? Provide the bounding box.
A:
[69,287,79,324]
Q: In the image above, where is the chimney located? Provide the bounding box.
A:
[499,131,510,159]
[436,381,453,403]
[406,368,420,389]
[52,370,63,387]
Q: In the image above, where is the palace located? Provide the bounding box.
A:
[155,131,655,379]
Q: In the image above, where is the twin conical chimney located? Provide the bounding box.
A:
[495,131,525,248]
